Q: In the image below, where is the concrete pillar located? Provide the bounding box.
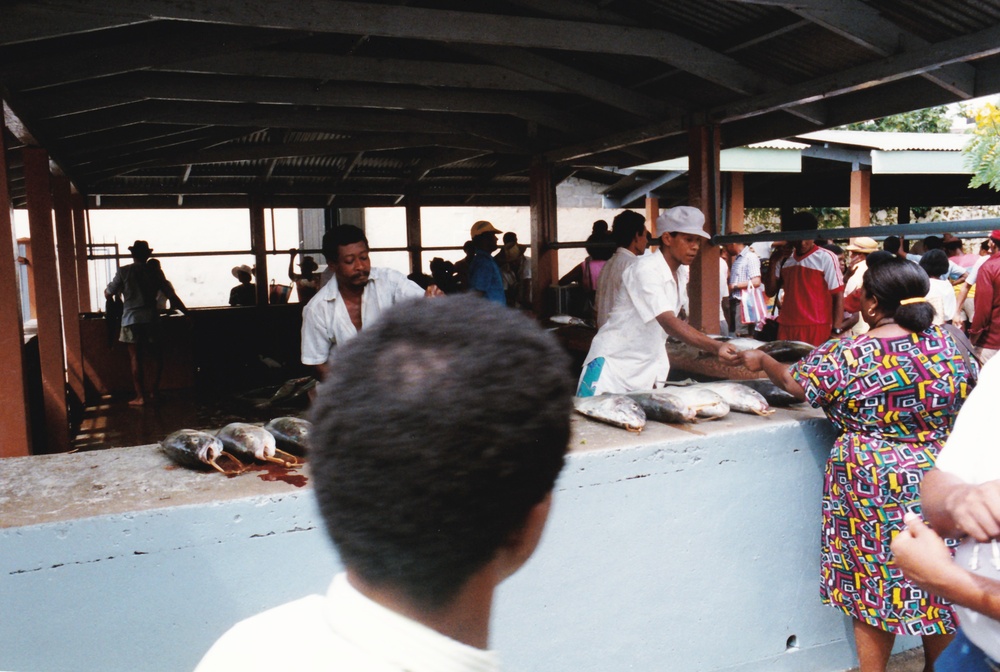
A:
[529,160,558,316]
[687,124,722,334]
[727,172,745,234]
[850,168,871,228]
[23,147,70,453]
[53,175,85,403]
[249,199,268,305]
[405,197,422,275]
[0,114,32,456]
[72,193,90,312]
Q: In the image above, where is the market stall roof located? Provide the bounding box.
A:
[4,0,1000,210]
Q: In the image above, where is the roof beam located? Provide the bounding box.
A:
[159,52,564,93]
[727,0,977,98]
[26,73,585,133]
[713,21,1000,123]
[450,44,678,121]
[12,0,781,99]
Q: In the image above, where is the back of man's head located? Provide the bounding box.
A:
[783,211,818,232]
[309,296,573,610]
[611,210,647,248]
[883,236,901,255]
[322,225,368,262]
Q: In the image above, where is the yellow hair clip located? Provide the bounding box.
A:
[899,297,927,305]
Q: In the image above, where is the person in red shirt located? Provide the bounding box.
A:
[763,211,845,345]
[969,229,1000,364]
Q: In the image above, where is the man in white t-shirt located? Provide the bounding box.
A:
[892,356,998,671]
[300,224,441,377]
[198,297,574,672]
[577,206,739,396]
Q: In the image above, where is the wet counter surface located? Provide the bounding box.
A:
[2,404,827,529]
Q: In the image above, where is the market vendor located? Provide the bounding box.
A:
[577,206,740,396]
[300,224,443,378]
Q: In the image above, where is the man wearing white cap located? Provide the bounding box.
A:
[577,206,739,396]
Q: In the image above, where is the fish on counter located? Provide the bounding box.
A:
[721,337,768,352]
[264,417,312,456]
[726,378,803,407]
[657,385,730,419]
[218,422,302,468]
[573,395,646,432]
[698,382,774,416]
[627,391,697,424]
[160,429,246,475]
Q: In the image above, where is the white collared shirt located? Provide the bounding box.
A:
[581,251,685,393]
[595,247,638,328]
[195,573,500,672]
[300,267,425,365]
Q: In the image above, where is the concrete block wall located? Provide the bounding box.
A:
[0,410,918,671]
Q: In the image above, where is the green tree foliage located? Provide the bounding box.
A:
[965,102,1000,191]
[841,106,952,133]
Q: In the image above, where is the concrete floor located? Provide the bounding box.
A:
[844,647,924,672]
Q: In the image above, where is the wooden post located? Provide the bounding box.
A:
[53,175,85,403]
[0,114,32,456]
[72,192,91,312]
[529,159,558,316]
[405,196,422,275]
[850,167,871,228]
[23,147,70,453]
[249,198,268,305]
[727,172,745,234]
[645,197,659,234]
[687,124,722,334]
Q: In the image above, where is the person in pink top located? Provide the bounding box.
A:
[763,211,845,345]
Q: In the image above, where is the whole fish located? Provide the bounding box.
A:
[264,417,312,456]
[573,395,646,432]
[659,386,730,419]
[160,429,245,475]
[758,340,816,362]
[218,422,301,468]
[627,391,697,424]
[698,382,774,416]
[728,378,803,407]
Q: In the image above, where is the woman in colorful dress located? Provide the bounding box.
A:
[741,255,978,672]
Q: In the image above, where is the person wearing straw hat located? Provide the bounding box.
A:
[104,239,189,406]
[467,220,506,305]
[229,264,256,307]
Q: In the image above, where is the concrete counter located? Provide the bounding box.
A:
[0,408,914,671]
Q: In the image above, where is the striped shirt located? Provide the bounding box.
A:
[728,246,761,301]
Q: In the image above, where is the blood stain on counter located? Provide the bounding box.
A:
[251,462,308,488]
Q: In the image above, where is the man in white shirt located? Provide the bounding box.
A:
[724,241,761,336]
[577,206,739,396]
[300,224,441,377]
[198,296,574,672]
[595,210,648,328]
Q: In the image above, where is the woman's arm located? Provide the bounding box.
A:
[739,349,806,401]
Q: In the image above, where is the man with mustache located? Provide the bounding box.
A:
[301,224,441,378]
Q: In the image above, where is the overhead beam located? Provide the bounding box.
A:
[450,44,677,120]
[714,22,1000,123]
[161,51,564,93]
[727,0,977,98]
[11,0,792,101]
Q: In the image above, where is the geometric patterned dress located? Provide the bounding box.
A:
[790,326,977,635]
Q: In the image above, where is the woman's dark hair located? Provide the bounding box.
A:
[919,248,949,279]
[862,255,933,332]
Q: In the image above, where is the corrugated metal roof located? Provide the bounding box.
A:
[797,130,970,151]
